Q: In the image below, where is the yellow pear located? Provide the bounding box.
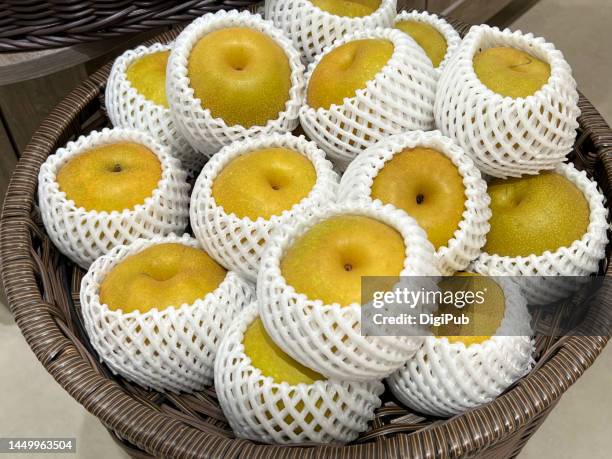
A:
[473,47,551,98]
[100,243,227,314]
[281,215,406,306]
[125,51,170,107]
[56,142,162,212]
[307,39,394,110]
[243,317,326,429]
[395,21,447,68]
[310,0,380,17]
[484,172,589,257]
[212,147,317,220]
[243,318,323,385]
[371,147,465,250]
[188,27,291,127]
[436,273,506,346]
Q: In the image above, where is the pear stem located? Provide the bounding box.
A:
[509,58,533,69]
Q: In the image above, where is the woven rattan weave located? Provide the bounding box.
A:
[1,15,611,459]
[0,1,254,52]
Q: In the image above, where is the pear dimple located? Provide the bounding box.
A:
[212,148,316,220]
[509,56,533,72]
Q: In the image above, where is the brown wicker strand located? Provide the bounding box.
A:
[0,1,256,52]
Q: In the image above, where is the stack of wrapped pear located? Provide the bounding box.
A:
[37,0,608,445]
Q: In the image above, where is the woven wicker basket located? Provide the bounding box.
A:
[1,15,611,459]
[0,1,254,52]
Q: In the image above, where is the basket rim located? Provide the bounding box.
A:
[1,19,611,459]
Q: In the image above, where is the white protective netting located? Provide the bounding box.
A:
[387,276,535,417]
[394,10,462,74]
[214,304,384,444]
[339,130,491,275]
[190,132,338,281]
[105,43,203,175]
[472,162,608,304]
[38,128,190,269]
[299,27,437,170]
[434,24,580,178]
[264,0,397,63]
[257,201,440,382]
[167,10,305,156]
[81,234,255,393]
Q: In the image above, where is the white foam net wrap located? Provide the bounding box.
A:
[339,130,491,275]
[167,10,305,156]
[472,162,608,303]
[299,28,437,169]
[387,276,535,417]
[190,133,338,281]
[257,201,440,382]
[394,10,462,74]
[38,128,190,269]
[105,43,203,175]
[434,25,580,178]
[214,305,384,444]
[80,234,255,393]
[264,0,397,63]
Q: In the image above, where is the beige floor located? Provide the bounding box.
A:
[0,306,130,459]
[511,0,612,123]
[1,0,611,458]
[509,0,612,454]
